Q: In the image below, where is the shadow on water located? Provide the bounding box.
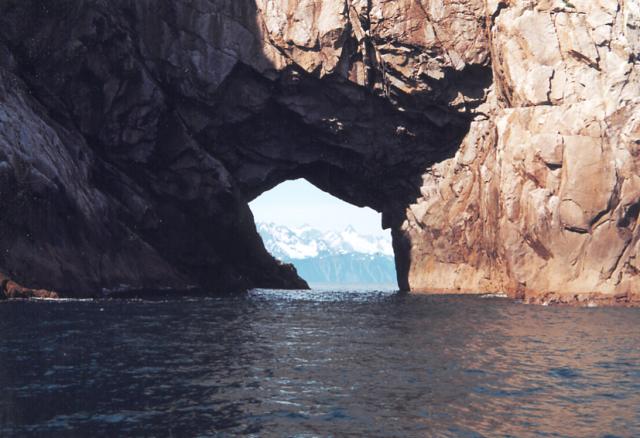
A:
[0,296,270,436]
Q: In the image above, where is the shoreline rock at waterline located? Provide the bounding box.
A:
[0,273,59,300]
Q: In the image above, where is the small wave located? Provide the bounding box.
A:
[30,297,95,302]
[480,293,508,299]
[549,366,581,379]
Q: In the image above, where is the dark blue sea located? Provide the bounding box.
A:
[1,289,639,437]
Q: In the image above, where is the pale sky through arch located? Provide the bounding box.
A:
[249,179,387,237]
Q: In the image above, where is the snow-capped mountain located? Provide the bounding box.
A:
[257,223,397,287]
[257,223,393,260]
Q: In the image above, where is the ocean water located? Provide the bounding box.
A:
[0,289,639,437]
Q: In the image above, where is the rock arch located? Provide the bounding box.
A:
[0,0,489,296]
[0,1,638,303]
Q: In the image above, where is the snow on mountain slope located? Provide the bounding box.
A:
[257,223,393,260]
[257,223,397,286]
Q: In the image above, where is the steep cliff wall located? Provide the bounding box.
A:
[0,0,637,302]
[402,0,640,305]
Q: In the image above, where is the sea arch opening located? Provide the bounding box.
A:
[249,179,398,290]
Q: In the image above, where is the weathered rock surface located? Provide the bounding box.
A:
[401,0,640,303]
[0,0,637,302]
[0,273,58,299]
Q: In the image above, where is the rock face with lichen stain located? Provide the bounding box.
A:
[0,0,637,304]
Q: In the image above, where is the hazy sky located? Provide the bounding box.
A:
[249,179,387,236]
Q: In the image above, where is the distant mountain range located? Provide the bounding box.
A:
[257,223,397,287]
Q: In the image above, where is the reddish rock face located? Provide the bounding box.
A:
[401,1,640,303]
[0,274,58,299]
[0,1,637,303]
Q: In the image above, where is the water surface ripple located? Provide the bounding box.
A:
[1,290,639,437]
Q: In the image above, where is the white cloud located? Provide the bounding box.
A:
[249,179,387,236]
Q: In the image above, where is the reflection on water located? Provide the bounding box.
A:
[0,289,639,436]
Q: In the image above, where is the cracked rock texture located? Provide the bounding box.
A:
[402,0,640,304]
[0,0,637,302]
